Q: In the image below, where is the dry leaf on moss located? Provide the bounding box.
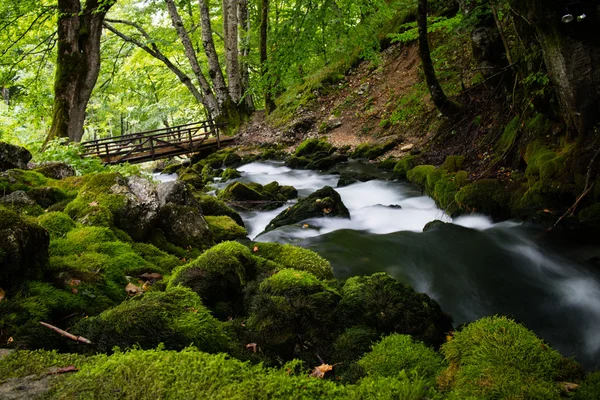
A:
[0,287,5,302]
[310,364,333,378]
[246,343,257,353]
[125,283,143,296]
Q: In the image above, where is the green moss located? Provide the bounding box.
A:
[441,155,465,173]
[51,348,350,399]
[433,174,459,215]
[131,242,182,272]
[251,242,334,280]
[497,115,520,154]
[338,273,452,348]
[221,168,242,182]
[37,212,76,239]
[574,372,600,400]
[259,269,327,295]
[393,156,415,179]
[195,194,244,227]
[378,157,397,170]
[206,215,248,243]
[406,165,436,187]
[74,287,230,353]
[295,138,333,157]
[358,334,444,382]
[333,325,378,366]
[0,349,86,383]
[147,228,198,260]
[169,242,256,317]
[351,140,397,160]
[455,179,510,220]
[439,316,569,399]
[0,169,50,195]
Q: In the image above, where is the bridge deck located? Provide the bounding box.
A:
[81,121,233,165]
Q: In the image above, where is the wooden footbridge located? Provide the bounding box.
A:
[81,120,234,165]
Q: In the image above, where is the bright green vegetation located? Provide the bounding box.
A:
[205,215,248,243]
[439,316,576,399]
[217,181,297,211]
[37,212,76,239]
[74,287,230,353]
[358,334,445,382]
[251,242,334,280]
[351,140,398,160]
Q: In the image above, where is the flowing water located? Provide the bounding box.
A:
[206,161,600,368]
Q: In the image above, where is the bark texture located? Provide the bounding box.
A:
[223,0,242,103]
[238,0,254,111]
[418,0,461,118]
[260,0,276,113]
[512,0,600,135]
[47,0,116,143]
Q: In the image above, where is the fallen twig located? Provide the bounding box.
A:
[39,321,92,344]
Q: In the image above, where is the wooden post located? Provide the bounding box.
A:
[150,136,155,160]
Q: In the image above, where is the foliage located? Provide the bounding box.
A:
[74,287,230,353]
[358,334,445,382]
[439,316,569,399]
[390,15,463,44]
[251,242,334,280]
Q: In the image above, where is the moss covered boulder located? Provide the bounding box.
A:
[337,273,452,348]
[251,242,333,280]
[455,179,511,220]
[0,190,44,216]
[264,186,350,233]
[221,168,242,182]
[439,316,577,399]
[65,173,160,241]
[0,205,49,289]
[206,216,248,243]
[74,287,230,353]
[37,212,76,239]
[169,242,260,318]
[217,181,297,211]
[246,269,341,361]
[156,204,213,250]
[196,194,244,227]
[351,140,398,160]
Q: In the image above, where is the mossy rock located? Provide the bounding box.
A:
[131,242,182,273]
[221,168,242,182]
[156,203,213,250]
[169,242,258,318]
[0,142,31,171]
[0,190,44,216]
[358,334,445,382]
[305,154,348,171]
[294,138,333,157]
[0,205,49,290]
[33,162,75,180]
[37,212,76,239]
[206,216,248,243]
[264,186,350,233]
[27,186,72,209]
[351,140,397,160]
[455,179,511,220]
[223,152,243,167]
[578,203,600,223]
[337,273,452,348]
[246,269,341,362]
[217,181,296,211]
[0,169,49,195]
[332,325,378,367]
[337,171,378,187]
[439,316,572,399]
[251,242,333,280]
[284,155,311,169]
[406,165,436,187]
[574,371,600,400]
[177,168,205,190]
[74,287,230,353]
[393,156,416,179]
[195,194,244,227]
[441,155,465,173]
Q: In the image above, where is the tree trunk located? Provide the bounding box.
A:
[418,0,461,118]
[260,0,276,113]
[511,0,600,136]
[46,0,115,144]
[198,0,230,107]
[164,0,218,113]
[238,0,254,111]
[223,0,242,103]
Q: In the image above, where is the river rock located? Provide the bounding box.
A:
[217,181,297,211]
[0,142,32,172]
[110,176,161,240]
[423,220,447,232]
[195,194,245,227]
[156,203,213,249]
[157,180,200,209]
[34,162,75,180]
[0,205,49,289]
[264,186,350,233]
[337,171,378,187]
[0,190,36,206]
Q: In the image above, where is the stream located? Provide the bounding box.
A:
[205,161,600,368]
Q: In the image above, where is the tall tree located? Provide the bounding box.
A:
[417,0,461,119]
[45,0,116,143]
[260,0,276,113]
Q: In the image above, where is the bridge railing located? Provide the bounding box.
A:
[81,120,225,164]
